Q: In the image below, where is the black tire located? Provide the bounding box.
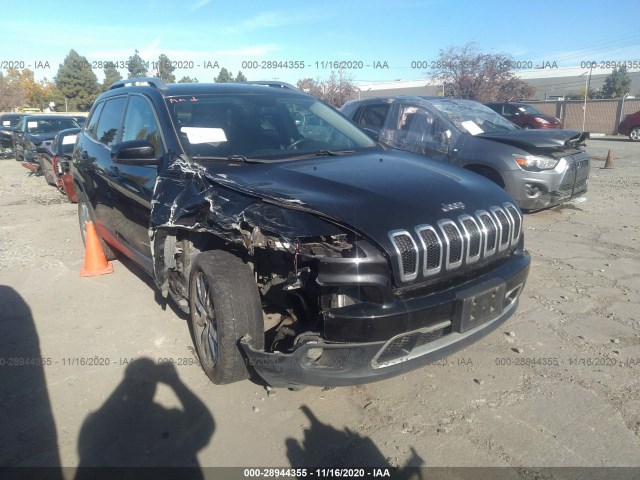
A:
[629,127,640,142]
[42,161,56,186]
[77,192,117,261]
[189,249,264,385]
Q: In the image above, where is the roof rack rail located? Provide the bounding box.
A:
[110,77,168,91]
[241,81,298,91]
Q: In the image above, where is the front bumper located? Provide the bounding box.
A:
[241,252,530,388]
[504,152,590,211]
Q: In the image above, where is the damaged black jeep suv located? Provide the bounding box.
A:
[72,78,530,388]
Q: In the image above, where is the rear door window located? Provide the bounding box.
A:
[95,97,127,148]
[85,101,105,141]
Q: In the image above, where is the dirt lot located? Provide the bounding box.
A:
[1,137,639,477]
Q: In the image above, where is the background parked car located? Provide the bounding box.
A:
[12,115,79,167]
[0,113,25,158]
[36,127,81,200]
[617,110,640,141]
[341,96,589,211]
[485,102,563,129]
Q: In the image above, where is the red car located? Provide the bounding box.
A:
[36,127,80,202]
[485,102,563,129]
[617,110,640,141]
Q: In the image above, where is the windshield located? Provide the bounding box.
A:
[1,116,22,128]
[26,118,78,134]
[429,99,518,134]
[516,104,542,115]
[165,93,377,160]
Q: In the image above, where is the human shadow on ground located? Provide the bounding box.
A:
[0,285,63,479]
[286,405,424,478]
[74,357,214,479]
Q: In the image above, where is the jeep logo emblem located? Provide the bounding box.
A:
[441,202,465,212]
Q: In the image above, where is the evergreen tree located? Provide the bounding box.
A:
[235,71,247,82]
[127,50,148,78]
[102,64,123,91]
[54,50,100,111]
[178,76,199,83]
[601,66,631,98]
[157,54,176,83]
[214,68,234,83]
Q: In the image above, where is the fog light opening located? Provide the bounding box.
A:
[294,332,324,363]
[525,183,545,198]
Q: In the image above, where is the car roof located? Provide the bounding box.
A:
[101,77,306,99]
[348,95,483,106]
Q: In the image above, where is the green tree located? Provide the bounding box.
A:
[601,66,631,98]
[214,67,234,83]
[53,50,100,111]
[235,70,247,82]
[178,76,199,83]
[156,54,176,83]
[102,64,123,91]
[127,50,148,78]
[431,42,535,102]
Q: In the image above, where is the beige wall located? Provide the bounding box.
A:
[530,99,640,134]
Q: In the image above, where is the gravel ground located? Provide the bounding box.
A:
[0,137,639,478]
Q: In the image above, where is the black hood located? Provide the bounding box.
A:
[200,150,516,244]
[477,129,588,150]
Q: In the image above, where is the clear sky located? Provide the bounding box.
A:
[1,0,639,85]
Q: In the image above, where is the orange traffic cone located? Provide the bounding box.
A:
[80,221,114,277]
[603,149,614,169]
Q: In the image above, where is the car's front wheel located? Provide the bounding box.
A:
[629,127,640,142]
[189,249,264,384]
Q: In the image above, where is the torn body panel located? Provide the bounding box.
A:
[149,153,350,303]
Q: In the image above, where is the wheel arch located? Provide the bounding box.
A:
[463,163,506,188]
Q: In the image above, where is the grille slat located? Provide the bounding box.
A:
[416,226,442,276]
[440,221,463,269]
[389,203,522,283]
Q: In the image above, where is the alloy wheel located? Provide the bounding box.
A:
[193,272,218,368]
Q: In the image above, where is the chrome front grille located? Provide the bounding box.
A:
[389,230,419,282]
[389,203,522,283]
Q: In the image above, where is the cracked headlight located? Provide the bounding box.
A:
[513,154,559,171]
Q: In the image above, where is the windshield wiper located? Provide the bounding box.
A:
[314,149,355,156]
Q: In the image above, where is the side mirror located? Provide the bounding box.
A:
[112,140,157,165]
[361,127,379,141]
